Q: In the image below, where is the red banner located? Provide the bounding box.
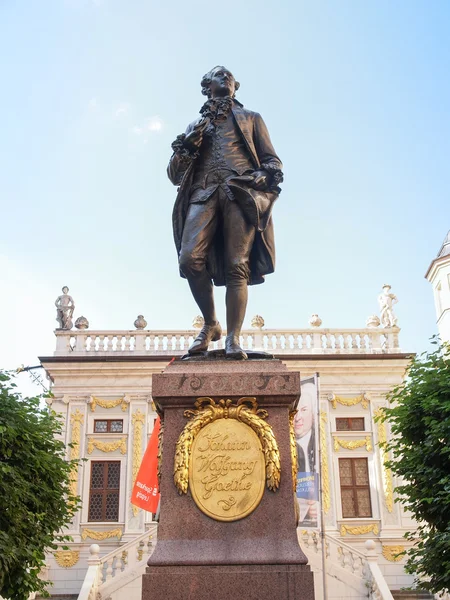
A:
[130,416,161,513]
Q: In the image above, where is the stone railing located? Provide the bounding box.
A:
[55,327,401,357]
[99,526,156,588]
[77,527,157,600]
[299,531,394,599]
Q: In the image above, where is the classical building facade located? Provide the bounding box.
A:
[39,312,419,599]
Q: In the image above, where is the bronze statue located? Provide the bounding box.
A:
[168,66,283,359]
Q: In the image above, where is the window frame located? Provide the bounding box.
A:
[93,419,124,434]
[88,460,121,522]
[338,456,373,519]
[335,417,365,432]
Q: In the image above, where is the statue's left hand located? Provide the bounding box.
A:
[251,170,270,190]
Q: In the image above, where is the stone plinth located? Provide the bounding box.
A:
[143,358,314,600]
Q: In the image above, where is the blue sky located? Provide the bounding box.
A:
[1,0,449,394]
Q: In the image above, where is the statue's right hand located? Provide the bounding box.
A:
[183,128,204,151]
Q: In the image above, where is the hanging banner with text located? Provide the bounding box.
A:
[131,416,161,513]
[296,377,319,527]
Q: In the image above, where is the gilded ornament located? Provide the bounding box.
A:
[289,409,298,493]
[319,411,331,513]
[131,410,146,516]
[90,396,128,412]
[54,549,80,568]
[175,397,280,521]
[81,528,123,541]
[189,419,265,521]
[374,408,394,513]
[333,435,372,452]
[328,393,370,410]
[175,397,280,493]
[87,437,127,454]
[340,523,379,536]
[69,409,84,498]
[157,418,164,486]
[382,545,405,562]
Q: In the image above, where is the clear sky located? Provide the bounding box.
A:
[1,0,449,395]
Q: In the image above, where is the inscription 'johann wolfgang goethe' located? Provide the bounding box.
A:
[189,420,265,521]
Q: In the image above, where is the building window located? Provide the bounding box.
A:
[94,419,123,433]
[336,417,365,431]
[339,457,372,518]
[88,461,120,522]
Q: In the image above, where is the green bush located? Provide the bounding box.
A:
[0,371,81,600]
[378,341,450,594]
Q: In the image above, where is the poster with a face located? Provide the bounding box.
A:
[295,377,319,527]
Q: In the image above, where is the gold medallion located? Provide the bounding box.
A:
[174,396,281,522]
[189,419,265,521]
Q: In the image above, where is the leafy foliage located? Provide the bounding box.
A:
[378,340,450,594]
[0,371,81,600]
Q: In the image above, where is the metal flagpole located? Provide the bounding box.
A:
[315,372,328,600]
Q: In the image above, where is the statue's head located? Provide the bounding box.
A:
[201,66,240,99]
[62,286,69,294]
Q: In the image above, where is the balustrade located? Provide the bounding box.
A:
[56,327,401,357]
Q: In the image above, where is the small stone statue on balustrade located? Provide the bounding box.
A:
[378,284,398,328]
[55,286,75,330]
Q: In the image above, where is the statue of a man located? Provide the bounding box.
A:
[378,284,398,328]
[168,66,283,359]
[55,286,75,329]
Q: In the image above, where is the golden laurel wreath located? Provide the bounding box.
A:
[174,396,281,495]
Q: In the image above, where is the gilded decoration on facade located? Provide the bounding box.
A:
[374,408,394,513]
[54,549,80,568]
[340,523,379,536]
[89,396,128,412]
[319,411,331,513]
[327,393,370,410]
[333,435,373,452]
[69,409,84,497]
[174,397,280,522]
[289,409,298,493]
[382,545,405,562]
[131,409,146,516]
[81,528,123,541]
[87,437,127,454]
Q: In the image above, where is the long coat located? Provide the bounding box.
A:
[168,102,282,286]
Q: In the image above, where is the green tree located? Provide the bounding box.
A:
[379,341,450,594]
[0,371,81,600]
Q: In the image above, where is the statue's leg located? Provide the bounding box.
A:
[179,196,222,353]
[223,197,256,359]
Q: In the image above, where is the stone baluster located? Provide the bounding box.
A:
[175,334,181,352]
[148,333,156,352]
[104,555,114,581]
[123,334,131,351]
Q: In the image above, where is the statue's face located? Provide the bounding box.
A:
[208,67,236,98]
[62,286,69,294]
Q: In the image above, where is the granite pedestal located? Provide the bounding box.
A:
[142,358,315,600]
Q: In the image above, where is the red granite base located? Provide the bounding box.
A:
[142,564,315,600]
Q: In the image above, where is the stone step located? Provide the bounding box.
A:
[392,591,434,600]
